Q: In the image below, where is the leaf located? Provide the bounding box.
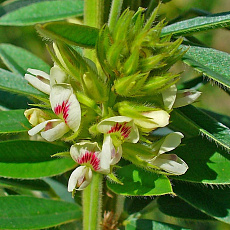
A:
[0,140,76,179]
[170,105,230,152]
[157,195,213,220]
[0,90,32,109]
[170,137,230,184]
[0,0,84,26]
[0,196,81,229]
[181,45,230,89]
[0,68,46,99]
[161,11,230,36]
[0,43,50,76]
[106,164,173,196]
[0,178,50,191]
[173,180,230,224]
[0,109,31,134]
[125,218,190,230]
[36,22,99,48]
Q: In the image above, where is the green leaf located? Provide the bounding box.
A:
[106,164,173,196]
[173,180,230,224]
[0,0,84,26]
[170,137,230,184]
[125,218,190,230]
[0,109,31,134]
[0,68,46,99]
[0,140,76,179]
[0,196,81,229]
[0,43,50,76]
[36,22,99,48]
[0,178,50,191]
[181,45,230,89]
[157,195,213,220]
[161,11,230,36]
[171,105,230,152]
[0,90,32,109]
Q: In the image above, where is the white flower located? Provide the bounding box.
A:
[147,132,188,175]
[97,116,139,145]
[24,64,67,94]
[24,108,49,126]
[133,110,170,132]
[162,84,201,110]
[28,84,81,141]
[68,142,112,192]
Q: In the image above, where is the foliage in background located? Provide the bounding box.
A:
[0,0,230,230]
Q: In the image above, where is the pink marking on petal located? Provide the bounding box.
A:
[44,121,53,131]
[54,100,70,124]
[77,151,100,171]
[107,122,131,139]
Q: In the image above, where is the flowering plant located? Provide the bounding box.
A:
[0,0,230,230]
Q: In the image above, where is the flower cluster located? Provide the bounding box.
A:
[24,7,201,195]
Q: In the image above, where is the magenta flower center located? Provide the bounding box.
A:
[54,100,70,124]
[77,151,100,171]
[107,122,131,139]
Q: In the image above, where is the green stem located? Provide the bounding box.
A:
[108,0,123,30]
[82,172,103,230]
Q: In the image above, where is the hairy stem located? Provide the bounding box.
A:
[108,0,123,30]
[82,172,103,230]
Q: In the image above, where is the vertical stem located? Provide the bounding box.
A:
[84,0,105,63]
[83,1,105,230]
[82,172,103,230]
[108,0,123,30]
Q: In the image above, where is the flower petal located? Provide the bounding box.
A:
[173,90,201,108]
[50,84,81,132]
[134,110,170,131]
[97,116,139,143]
[49,65,68,87]
[68,166,92,191]
[162,84,177,110]
[41,120,69,142]
[152,154,188,175]
[101,135,122,172]
[152,132,184,155]
[24,108,48,126]
[27,68,50,80]
[25,73,50,94]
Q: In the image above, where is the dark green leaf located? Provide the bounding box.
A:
[157,195,213,220]
[181,45,230,89]
[0,43,50,76]
[173,180,230,224]
[0,0,84,26]
[171,105,230,152]
[107,164,173,196]
[170,137,230,184]
[0,178,50,191]
[0,90,32,109]
[0,109,31,134]
[0,140,75,179]
[36,22,99,48]
[0,68,46,99]
[161,11,230,36]
[0,196,81,229]
[126,218,190,230]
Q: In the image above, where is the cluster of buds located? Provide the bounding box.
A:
[24,6,201,195]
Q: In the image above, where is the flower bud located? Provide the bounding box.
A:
[24,108,49,126]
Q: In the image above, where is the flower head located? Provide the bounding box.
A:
[68,141,113,191]
[97,116,139,146]
[146,132,188,175]
[27,84,81,141]
[25,65,68,94]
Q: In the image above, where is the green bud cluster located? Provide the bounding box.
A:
[96,5,184,97]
